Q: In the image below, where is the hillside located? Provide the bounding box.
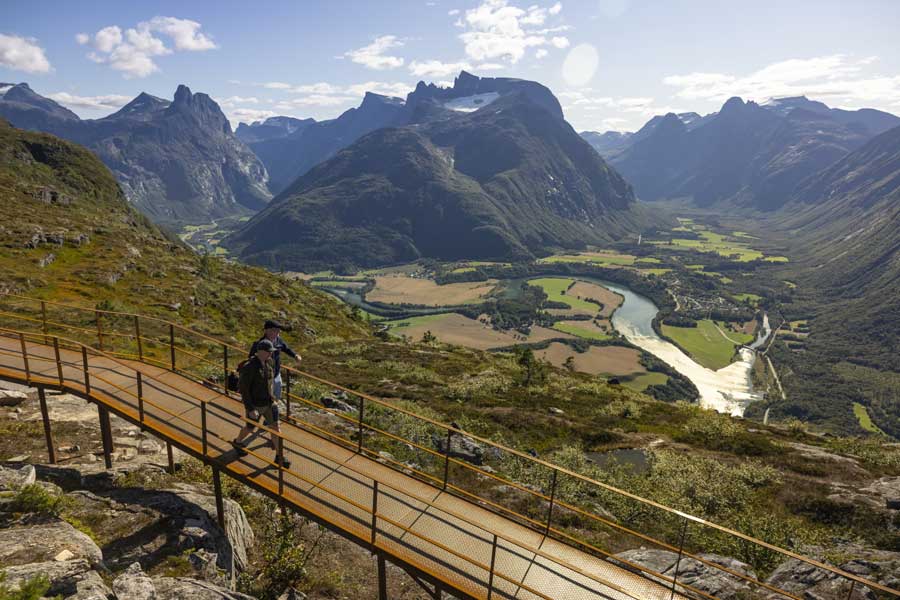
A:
[0,83,271,225]
[0,118,360,343]
[607,96,899,209]
[761,124,900,435]
[224,92,645,271]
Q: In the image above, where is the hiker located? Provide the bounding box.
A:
[232,339,290,468]
[249,319,300,403]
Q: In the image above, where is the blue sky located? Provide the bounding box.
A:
[3,0,900,132]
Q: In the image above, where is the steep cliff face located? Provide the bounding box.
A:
[0,83,271,224]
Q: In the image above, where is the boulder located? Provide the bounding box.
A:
[113,562,156,600]
[433,431,484,465]
[766,559,875,600]
[0,389,28,406]
[1,558,92,597]
[152,577,257,599]
[0,463,36,490]
[320,392,355,413]
[0,518,103,567]
[69,569,114,600]
[612,548,759,600]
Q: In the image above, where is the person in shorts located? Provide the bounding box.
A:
[231,339,290,468]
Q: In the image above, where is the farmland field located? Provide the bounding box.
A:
[552,320,612,340]
[622,371,669,392]
[368,275,498,306]
[535,342,644,376]
[568,281,623,317]
[388,313,570,350]
[661,319,751,370]
[537,250,638,267]
[528,278,599,313]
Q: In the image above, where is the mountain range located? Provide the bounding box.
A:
[581,96,900,210]
[0,83,271,224]
[224,73,644,271]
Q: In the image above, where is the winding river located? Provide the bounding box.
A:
[597,280,768,416]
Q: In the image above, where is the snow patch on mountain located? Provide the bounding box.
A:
[443,92,500,113]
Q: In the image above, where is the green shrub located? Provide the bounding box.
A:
[7,484,68,517]
[0,572,59,600]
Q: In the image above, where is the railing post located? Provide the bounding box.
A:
[37,386,56,465]
[487,533,498,600]
[18,332,30,383]
[222,344,229,390]
[201,401,208,457]
[846,580,856,600]
[370,481,379,546]
[670,517,689,600]
[134,315,143,361]
[41,301,48,344]
[277,436,285,496]
[167,442,175,474]
[212,468,225,530]
[442,427,453,490]
[169,324,176,371]
[52,337,64,388]
[545,469,558,536]
[357,396,365,453]
[136,372,144,424]
[98,406,113,469]
[95,310,104,351]
[81,346,91,394]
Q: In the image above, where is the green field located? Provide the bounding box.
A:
[537,251,637,267]
[652,221,789,263]
[733,293,762,306]
[662,319,747,370]
[552,322,611,340]
[385,313,449,329]
[853,402,886,435]
[622,371,669,392]
[529,278,599,312]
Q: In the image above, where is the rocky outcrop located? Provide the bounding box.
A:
[766,559,875,600]
[2,558,95,597]
[0,518,103,567]
[433,430,485,465]
[112,561,257,600]
[612,548,758,600]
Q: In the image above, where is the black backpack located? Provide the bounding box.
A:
[227,360,249,392]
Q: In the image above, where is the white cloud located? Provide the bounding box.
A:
[561,43,598,86]
[409,60,471,78]
[663,55,900,110]
[345,35,404,70]
[459,0,569,64]
[476,62,505,70]
[291,82,341,94]
[80,17,217,78]
[345,81,414,97]
[227,107,280,128]
[448,9,461,15]
[264,82,292,89]
[214,95,261,108]
[146,17,217,51]
[535,49,548,59]
[0,34,52,73]
[46,92,131,111]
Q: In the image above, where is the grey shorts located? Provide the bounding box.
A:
[245,403,276,430]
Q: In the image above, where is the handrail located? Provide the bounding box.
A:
[1,294,898,599]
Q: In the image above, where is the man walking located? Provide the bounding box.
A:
[249,319,300,403]
[232,339,290,468]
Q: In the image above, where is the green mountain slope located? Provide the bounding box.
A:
[0,118,361,341]
[765,124,900,435]
[225,94,646,271]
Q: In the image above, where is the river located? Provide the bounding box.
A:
[597,280,768,417]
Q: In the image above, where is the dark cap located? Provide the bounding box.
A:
[264,319,291,331]
[256,339,276,353]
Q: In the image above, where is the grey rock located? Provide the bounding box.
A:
[113,562,156,600]
[278,588,308,600]
[766,558,875,600]
[0,518,103,567]
[433,431,484,465]
[38,252,56,268]
[70,569,114,600]
[1,558,92,597]
[612,548,759,600]
[0,463,36,490]
[320,393,355,413]
[152,577,256,600]
[0,389,28,406]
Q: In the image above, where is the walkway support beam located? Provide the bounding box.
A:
[37,386,56,464]
[98,405,113,469]
[212,468,225,530]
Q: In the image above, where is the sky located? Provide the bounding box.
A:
[3,0,900,133]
